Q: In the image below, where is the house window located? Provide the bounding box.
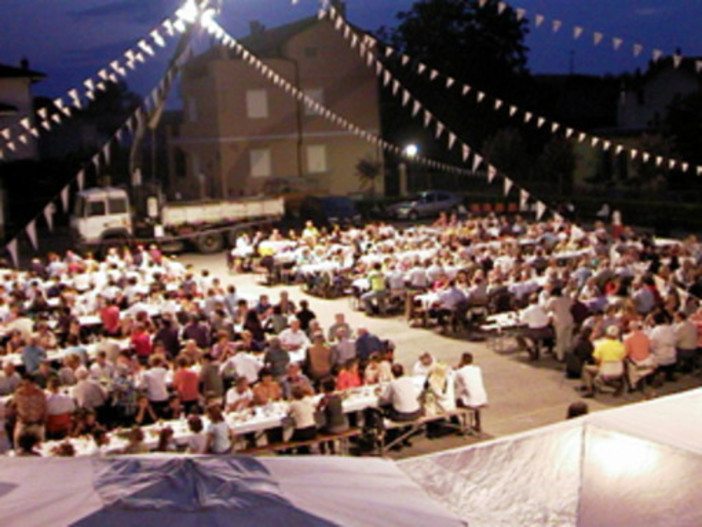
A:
[306,145,327,173]
[304,88,324,116]
[246,89,268,119]
[250,149,272,178]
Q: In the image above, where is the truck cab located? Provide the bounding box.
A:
[70,187,133,246]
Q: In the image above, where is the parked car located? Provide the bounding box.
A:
[299,196,362,227]
[386,191,463,220]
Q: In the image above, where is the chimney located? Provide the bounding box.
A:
[249,21,265,36]
[331,0,346,18]
[20,57,29,70]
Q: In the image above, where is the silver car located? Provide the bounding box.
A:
[388,191,463,220]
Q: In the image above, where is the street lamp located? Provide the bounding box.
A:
[399,143,419,197]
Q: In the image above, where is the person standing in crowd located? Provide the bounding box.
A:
[13,375,48,447]
[546,287,574,362]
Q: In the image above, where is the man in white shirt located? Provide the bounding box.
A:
[518,294,554,360]
[430,280,466,331]
[412,352,437,378]
[219,351,262,384]
[72,369,108,412]
[225,377,254,412]
[380,364,422,422]
[139,356,170,416]
[674,311,698,373]
[454,353,487,431]
[278,319,311,352]
[89,351,115,381]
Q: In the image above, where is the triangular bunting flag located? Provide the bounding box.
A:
[429,69,439,81]
[551,122,560,133]
[494,99,503,110]
[462,144,471,161]
[552,20,562,33]
[6,238,18,268]
[537,117,546,128]
[477,91,486,103]
[435,122,445,139]
[412,101,421,117]
[503,177,513,196]
[652,49,663,62]
[497,2,507,15]
[535,14,545,27]
[472,154,483,172]
[487,165,497,183]
[417,63,426,75]
[516,8,526,21]
[26,220,38,251]
[423,110,432,128]
[593,32,603,46]
[462,85,471,96]
[446,77,455,89]
[77,169,86,191]
[633,43,644,57]
[668,160,676,170]
[401,89,410,106]
[613,37,623,51]
[673,54,683,68]
[520,189,529,209]
[401,55,410,66]
[573,26,583,39]
[565,128,574,139]
[447,132,456,150]
[524,112,533,123]
[509,105,518,117]
[43,203,55,232]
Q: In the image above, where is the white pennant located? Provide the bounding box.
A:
[6,238,18,268]
[535,14,545,27]
[472,154,483,172]
[401,55,410,66]
[516,8,526,21]
[6,141,16,151]
[697,166,702,176]
[462,85,471,96]
[565,128,574,138]
[633,43,644,57]
[520,189,529,209]
[103,143,111,166]
[447,132,457,150]
[43,203,55,231]
[0,128,10,140]
[615,145,624,155]
[696,60,702,73]
[551,122,560,133]
[603,140,611,151]
[401,89,410,106]
[78,169,86,190]
[429,69,439,81]
[392,79,400,95]
[435,122,445,139]
[652,49,663,62]
[462,144,471,161]
[537,117,546,128]
[573,26,583,39]
[29,127,39,138]
[412,101,421,117]
[656,156,664,167]
[26,220,38,251]
[578,132,587,143]
[669,160,676,170]
[593,32,603,46]
[552,20,562,33]
[477,91,486,103]
[503,177,513,196]
[19,117,30,130]
[487,165,497,183]
[382,70,391,86]
[497,2,507,15]
[682,162,689,172]
[18,134,28,145]
[613,37,623,51]
[509,105,517,116]
[673,54,683,68]
[494,99,503,110]
[642,152,651,162]
[446,77,455,89]
[524,112,533,123]
[630,149,638,160]
[423,110,432,128]
[417,63,426,75]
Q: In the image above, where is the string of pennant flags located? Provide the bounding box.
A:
[481,0,702,74]
[0,3,197,161]
[321,6,554,223]
[2,27,191,268]
[201,19,480,179]
[324,5,702,177]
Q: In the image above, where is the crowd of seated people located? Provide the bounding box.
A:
[1,245,457,456]
[231,213,702,396]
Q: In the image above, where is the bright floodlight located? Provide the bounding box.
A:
[404,143,419,158]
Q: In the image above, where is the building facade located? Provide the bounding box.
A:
[0,60,44,161]
[168,13,383,200]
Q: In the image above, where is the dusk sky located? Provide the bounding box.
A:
[1,0,700,102]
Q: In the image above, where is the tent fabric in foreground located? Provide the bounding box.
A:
[399,388,702,527]
[0,455,465,527]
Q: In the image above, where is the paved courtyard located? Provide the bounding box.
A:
[182,252,701,458]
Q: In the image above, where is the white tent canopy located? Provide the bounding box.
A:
[399,388,702,527]
[0,456,465,527]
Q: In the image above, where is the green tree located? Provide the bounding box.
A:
[377,0,532,169]
[355,156,382,195]
[482,128,530,180]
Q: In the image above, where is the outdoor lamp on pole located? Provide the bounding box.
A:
[399,143,418,197]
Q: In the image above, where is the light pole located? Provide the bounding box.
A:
[398,143,418,197]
